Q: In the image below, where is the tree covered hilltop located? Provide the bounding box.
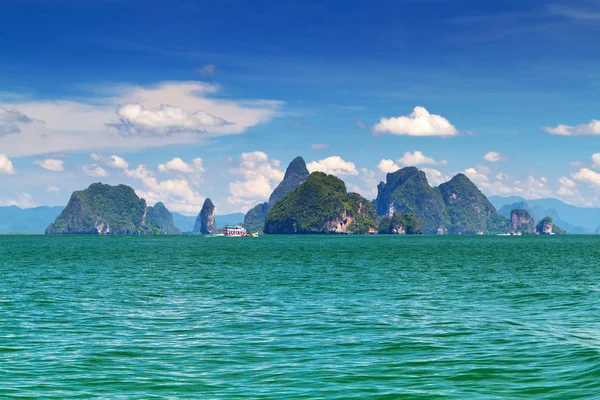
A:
[44,158,567,235]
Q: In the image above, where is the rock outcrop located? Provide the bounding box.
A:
[373,167,449,234]
[536,216,566,235]
[145,202,181,235]
[378,213,422,234]
[511,209,535,234]
[264,172,378,234]
[46,183,152,235]
[194,198,216,234]
[243,156,310,231]
[438,173,509,234]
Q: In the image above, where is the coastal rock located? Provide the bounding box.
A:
[45,183,148,235]
[264,172,378,234]
[378,213,422,235]
[536,216,566,235]
[438,173,509,234]
[194,198,216,234]
[511,209,535,234]
[243,156,309,231]
[373,167,448,234]
[146,202,181,235]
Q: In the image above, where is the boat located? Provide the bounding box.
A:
[222,224,248,237]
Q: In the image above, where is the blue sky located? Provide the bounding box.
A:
[2,0,600,214]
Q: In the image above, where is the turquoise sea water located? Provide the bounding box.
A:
[1,235,600,399]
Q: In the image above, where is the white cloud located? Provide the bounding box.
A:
[0,81,281,157]
[82,164,109,177]
[45,184,60,193]
[0,154,16,175]
[158,157,204,174]
[311,143,329,150]
[543,120,600,136]
[483,151,506,162]
[227,152,285,211]
[125,164,205,214]
[197,64,217,76]
[0,107,34,136]
[422,168,450,186]
[110,103,230,136]
[0,192,35,208]
[377,159,400,173]
[573,168,600,187]
[307,156,358,176]
[34,159,64,172]
[372,106,458,137]
[90,154,129,169]
[397,151,440,166]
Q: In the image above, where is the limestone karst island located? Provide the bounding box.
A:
[43,156,565,236]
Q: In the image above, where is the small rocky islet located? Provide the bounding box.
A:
[44,156,565,235]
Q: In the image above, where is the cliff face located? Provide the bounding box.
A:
[243,202,268,233]
[146,202,181,235]
[511,209,535,234]
[243,156,310,231]
[438,173,509,234]
[373,167,448,234]
[264,172,378,234]
[536,216,567,235]
[45,183,148,235]
[194,198,216,234]
[378,213,423,234]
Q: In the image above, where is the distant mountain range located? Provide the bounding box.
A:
[489,196,600,233]
[0,205,244,234]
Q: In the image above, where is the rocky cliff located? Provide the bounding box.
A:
[378,213,422,234]
[46,183,150,235]
[511,209,535,234]
[438,173,509,234]
[194,198,216,234]
[536,216,566,235]
[373,167,449,234]
[264,172,378,234]
[244,156,310,231]
[145,202,181,235]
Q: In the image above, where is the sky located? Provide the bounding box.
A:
[2,0,600,215]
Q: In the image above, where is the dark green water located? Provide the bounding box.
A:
[1,235,600,398]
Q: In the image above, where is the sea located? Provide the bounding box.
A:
[1,235,600,399]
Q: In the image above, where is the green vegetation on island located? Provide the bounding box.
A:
[45,183,178,235]
[264,172,377,234]
[511,209,535,234]
[438,173,509,234]
[145,202,181,235]
[536,216,566,235]
[244,156,310,232]
[378,213,423,234]
[373,167,449,234]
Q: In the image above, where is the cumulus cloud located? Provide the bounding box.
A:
[90,154,129,169]
[398,151,442,166]
[311,143,329,150]
[125,164,205,214]
[34,159,64,172]
[573,168,600,187]
[0,154,16,175]
[0,81,281,157]
[227,152,284,211]
[557,176,577,196]
[464,167,551,198]
[483,151,506,162]
[543,120,600,136]
[109,103,230,136]
[307,156,358,177]
[422,168,450,186]
[82,164,109,177]
[0,107,34,136]
[377,159,400,173]
[372,106,458,137]
[0,192,35,208]
[158,157,204,174]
